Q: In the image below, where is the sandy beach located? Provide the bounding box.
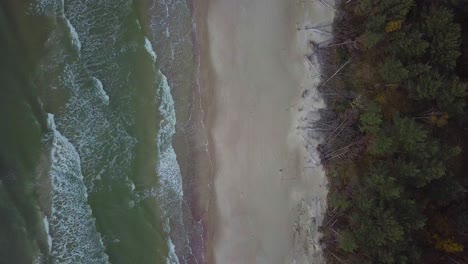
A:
[195,0,335,263]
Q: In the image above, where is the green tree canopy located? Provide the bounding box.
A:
[438,77,467,114]
[369,131,395,156]
[360,102,383,134]
[365,15,387,49]
[420,7,461,70]
[388,31,429,59]
[378,57,409,84]
[339,230,359,253]
[407,70,443,100]
[392,116,427,154]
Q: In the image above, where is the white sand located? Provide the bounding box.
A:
[199,0,335,263]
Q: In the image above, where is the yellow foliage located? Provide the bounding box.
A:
[428,113,438,126]
[428,112,449,127]
[436,120,448,127]
[375,94,387,105]
[436,113,449,127]
[434,234,464,253]
[385,20,402,33]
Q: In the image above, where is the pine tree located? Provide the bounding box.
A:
[379,0,414,19]
[369,132,395,156]
[378,57,409,84]
[438,77,467,114]
[360,0,414,19]
[407,71,443,100]
[388,31,429,59]
[360,103,382,134]
[393,116,427,154]
[339,230,358,253]
[363,165,401,201]
[364,15,387,49]
[420,7,461,70]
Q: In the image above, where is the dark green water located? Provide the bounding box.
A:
[0,1,49,262]
[0,0,199,263]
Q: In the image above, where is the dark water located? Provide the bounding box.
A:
[0,1,49,263]
[0,0,201,263]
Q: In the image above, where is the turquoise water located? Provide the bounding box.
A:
[0,0,200,263]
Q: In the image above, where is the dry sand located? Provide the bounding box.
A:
[195,0,335,263]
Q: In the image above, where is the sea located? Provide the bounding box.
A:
[0,0,205,263]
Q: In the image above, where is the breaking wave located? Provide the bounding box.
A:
[46,114,109,264]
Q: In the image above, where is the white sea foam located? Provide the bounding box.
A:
[145,37,157,62]
[64,17,81,52]
[30,0,60,16]
[156,73,183,199]
[46,114,109,264]
[124,176,135,192]
[33,253,45,264]
[164,216,180,264]
[92,77,110,105]
[146,0,207,261]
[42,216,52,253]
[136,19,142,30]
[156,71,184,264]
[166,236,180,264]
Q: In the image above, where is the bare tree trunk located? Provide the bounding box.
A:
[303,24,332,30]
[448,257,462,264]
[320,40,356,49]
[306,28,333,36]
[330,228,342,238]
[305,55,322,77]
[318,0,336,10]
[320,59,351,88]
[330,252,345,263]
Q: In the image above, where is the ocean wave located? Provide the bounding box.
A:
[145,37,158,62]
[155,61,185,264]
[42,216,52,253]
[163,217,181,264]
[156,73,183,199]
[46,114,109,264]
[147,0,208,262]
[144,32,184,219]
[30,0,61,16]
[35,0,185,262]
[64,17,81,52]
[92,77,110,105]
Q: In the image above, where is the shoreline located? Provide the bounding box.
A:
[190,0,217,263]
[194,0,335,263]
